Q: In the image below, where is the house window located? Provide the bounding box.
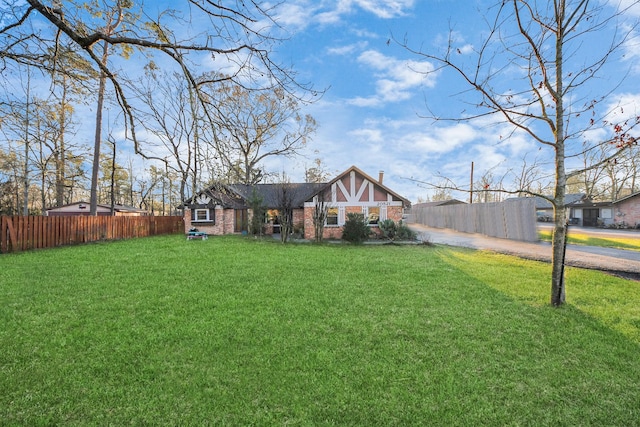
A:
[367,206,380,225]
[193,208,214,222]
[326,207,339,226]
[266,209,279,223]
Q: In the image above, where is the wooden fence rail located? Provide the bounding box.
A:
[1,215,184,254]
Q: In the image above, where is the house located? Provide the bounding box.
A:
[610,191,640,227]
[183,166,411,239]
[46,201,149,217]
[508,192,640,227]
[507,194,587,222]
[569,191,640,227]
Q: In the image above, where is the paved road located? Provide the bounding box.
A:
[409,223,640,276]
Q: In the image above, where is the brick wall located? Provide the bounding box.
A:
[615,197,640,227]
[184,207,235,235]
[303,205,405,240]
[293,209,305,232]
[186,207,308,236]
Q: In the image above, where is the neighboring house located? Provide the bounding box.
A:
[183,166,411,239]
[508,194,587,222]
[508,192,640,227]
[570,191,640,227]
[609,191,640,227]
[46,201,149,217]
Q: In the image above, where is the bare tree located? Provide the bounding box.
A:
[275,176,295,243]
[401,0,639,306]
[207,83,317,185]
[305,156,333,183]
[89,1,130,215]
[274,174,309,243]
[1,0,318,208]
[134,70,211,204]
[312,195,329,242]
[510,155,551,197]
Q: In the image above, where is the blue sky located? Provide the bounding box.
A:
[248,0,640,203]
[6,1,639,204]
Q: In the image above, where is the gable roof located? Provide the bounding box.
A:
[316,165,411,207]
[612,190,640,204]
[187,166,410,209]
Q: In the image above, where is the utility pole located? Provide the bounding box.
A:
[469,161,474,204]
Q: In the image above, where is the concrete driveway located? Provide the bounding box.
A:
[409,223,640,277]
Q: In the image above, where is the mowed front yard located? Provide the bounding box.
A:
[1,235,639,425]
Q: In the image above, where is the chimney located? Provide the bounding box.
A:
[378,170,384,185]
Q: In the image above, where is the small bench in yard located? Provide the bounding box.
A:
[187,231,208,240]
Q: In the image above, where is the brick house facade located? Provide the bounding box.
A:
[302,167,408,240]
[558,191,640,227]
[611,191,640,227]
[183,166,410,239]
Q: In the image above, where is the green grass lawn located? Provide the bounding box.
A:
[539,228,640,251]
[1,235,639,425]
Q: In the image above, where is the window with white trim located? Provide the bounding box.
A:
[366,206,380,225]
[362,205,388,226]
[193,208,214,222]
[326,207,339,226]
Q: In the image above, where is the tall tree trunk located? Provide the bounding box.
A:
[90,41,108,215]
[110,139,116,215]
[23,75,31,216]
[55,78,67,207]
[551,1,567,307]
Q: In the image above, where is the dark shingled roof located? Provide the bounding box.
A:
[186,182,328,209]
[228,183,328,208]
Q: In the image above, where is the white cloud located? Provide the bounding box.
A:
[348,50,437,106]
[271,0,415,30]
[407,123,478,154]
[327,42,369,56]
[272,3,316,29]
[610,0,640,16]
[348,127,385,143]
[353,0,416,19]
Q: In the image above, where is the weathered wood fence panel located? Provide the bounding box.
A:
[409,199,538,242]
[1,216,184,254]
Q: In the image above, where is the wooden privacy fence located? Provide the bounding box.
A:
[409,198,538,242]
[1,215,184,254]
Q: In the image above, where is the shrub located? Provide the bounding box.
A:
[397,221,417,240]
[248,189,266,236]
[379,219,398,240]
[379,219,417,241]
[342,213,371,244]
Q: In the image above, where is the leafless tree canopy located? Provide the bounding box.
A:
[400,0,640,306]
[1,0,320,213]
[1,0,315,154]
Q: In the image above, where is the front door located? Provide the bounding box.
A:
[582,208,599,227]
[234,209,248,232]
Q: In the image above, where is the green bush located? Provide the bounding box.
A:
[379,219,398,240]
[341,213,371,244]
[379,219,416,241]
[397,221,417,240]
